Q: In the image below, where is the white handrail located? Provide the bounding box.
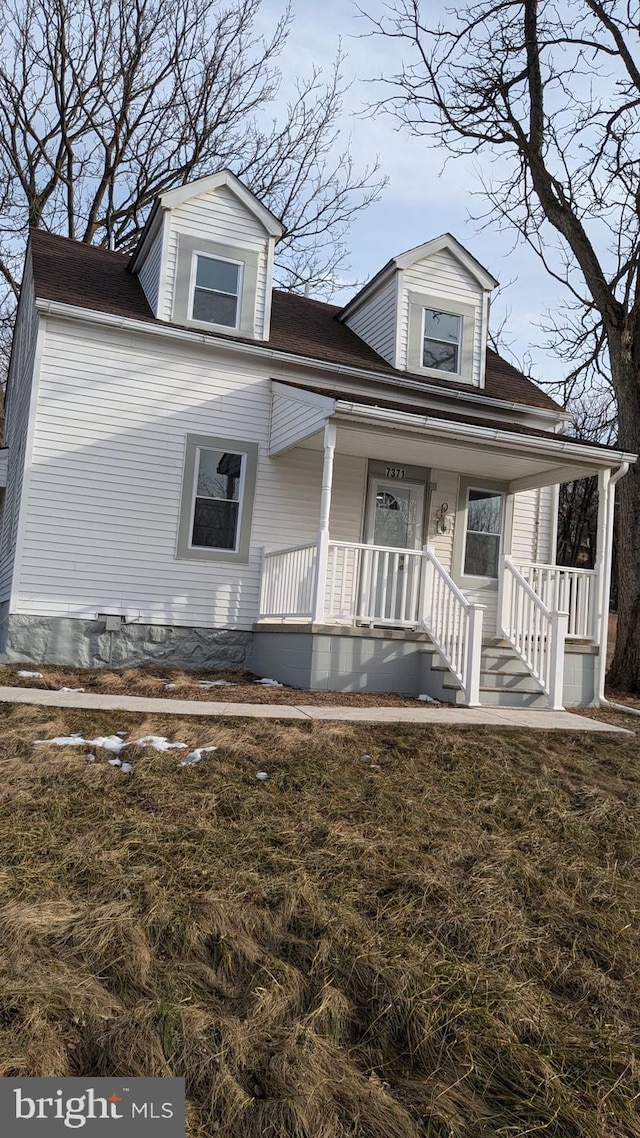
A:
[421,547,484,707]
[501,556,568,709]
[514,560,596,640]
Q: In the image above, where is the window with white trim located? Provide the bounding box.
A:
[422,308,462,373]
[191,253,242,328]
[463,488,504,577]
[190,447,245,551]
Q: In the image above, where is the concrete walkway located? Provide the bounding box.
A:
[0,685,629,732]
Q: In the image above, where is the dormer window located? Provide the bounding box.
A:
[191,253,242,328]
[423,308,462,374]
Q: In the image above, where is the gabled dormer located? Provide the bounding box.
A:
[338,234,498,388]
[129,170,284,341]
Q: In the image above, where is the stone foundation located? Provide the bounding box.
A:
[1,614,252,670]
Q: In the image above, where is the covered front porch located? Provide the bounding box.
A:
[256,382,633,708]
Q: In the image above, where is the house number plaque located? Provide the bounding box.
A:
[385,467,406,479]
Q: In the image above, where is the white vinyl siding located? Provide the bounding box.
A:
[0,262,40,603]
[137,226,163,316]
[162,184,269,337]
[12,320,366,629]
[511,487,554,564]
[399,250,484,384]
[269,388,332,455]
[343,275,397,366]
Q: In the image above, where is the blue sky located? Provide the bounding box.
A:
[259,0,569,386]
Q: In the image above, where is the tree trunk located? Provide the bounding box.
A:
[606,347,640,691]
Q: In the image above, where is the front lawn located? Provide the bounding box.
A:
[0,704,638,1136]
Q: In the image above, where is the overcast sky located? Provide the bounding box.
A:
[259,0,570,386]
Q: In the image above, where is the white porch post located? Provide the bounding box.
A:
[595,463,629,701]
[464,604,484,707]
[594,468,611,649]
[548,610,569,710]
[312,422,336,623]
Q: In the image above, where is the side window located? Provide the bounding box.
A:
[191,448,243,550]
[463,488,503,577]
[191,254,242,328]
[177,435,258,563]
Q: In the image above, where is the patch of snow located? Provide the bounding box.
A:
[83,753,96,762]
[18,670,43,678]
[136,735,187,751]
[417,693,438,703]
[198,680,234,688]
[116,731,128,737]
[256,771,269,781]
[90,735,128,754]
[108,758,122,767]
[164,683,177,690]
[120,762,133,774]
[255,678,284,687]
[58,687,85,693]
[360,754,372,763]
[180,745,218,766]
[35,736,88,746]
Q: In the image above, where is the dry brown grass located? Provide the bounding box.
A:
[0,704,639,1136]
[0,663,423,706]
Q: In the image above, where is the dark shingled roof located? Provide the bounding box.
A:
[29,229,562,413]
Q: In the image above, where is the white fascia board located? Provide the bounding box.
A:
[128,201,163,273]
[337,262,396,323]
[332,400,637,470]
[394,233,499,290]
[33,298,569,425]
[159,169,284,238]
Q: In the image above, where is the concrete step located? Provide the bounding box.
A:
[478,671,543,693]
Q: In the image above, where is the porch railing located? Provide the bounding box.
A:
[259,542,318,619]
[514,561,596,640]
[421,548,484,706]
[325,541,424,626]
[500,556,568,709]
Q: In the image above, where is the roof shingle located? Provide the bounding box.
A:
[29,229,562,413]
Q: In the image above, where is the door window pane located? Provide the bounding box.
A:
[373,485,422,548]
[423,307,461,373]
[191,448,243,550]
[464,489,503,577]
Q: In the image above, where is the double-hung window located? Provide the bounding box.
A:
[190,447,244,551]
[463,488,504,577]
[177,435,258,563]
[422,308,462,374]
[191,254,242,328]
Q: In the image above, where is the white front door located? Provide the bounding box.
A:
[363,477,425,623]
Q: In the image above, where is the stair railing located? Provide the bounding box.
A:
[500,556,568,710]
[421,546,484,707]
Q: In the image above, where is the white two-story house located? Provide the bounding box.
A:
[0,170,635,707]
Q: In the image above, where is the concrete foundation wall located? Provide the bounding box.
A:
[2,614,251,670]
[563,646,596,707]
[251,626,431,694]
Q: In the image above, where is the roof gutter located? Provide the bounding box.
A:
[332,401,636,468]
[34,297,569,425]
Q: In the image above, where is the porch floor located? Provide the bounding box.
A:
[0,684,628,732]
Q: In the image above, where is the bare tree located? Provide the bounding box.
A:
[0,0,383,354]
[366,0,640,692]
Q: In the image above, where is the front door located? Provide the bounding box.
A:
[363,477,425,622]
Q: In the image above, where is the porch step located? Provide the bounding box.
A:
[421,642,548,709]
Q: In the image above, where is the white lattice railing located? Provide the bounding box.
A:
[421,548,484,706]
[515,561,596,640]
[501,557,568,709]
[259,542,318,619]
[326,541,424,627]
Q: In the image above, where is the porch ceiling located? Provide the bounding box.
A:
[298,416,634,490]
